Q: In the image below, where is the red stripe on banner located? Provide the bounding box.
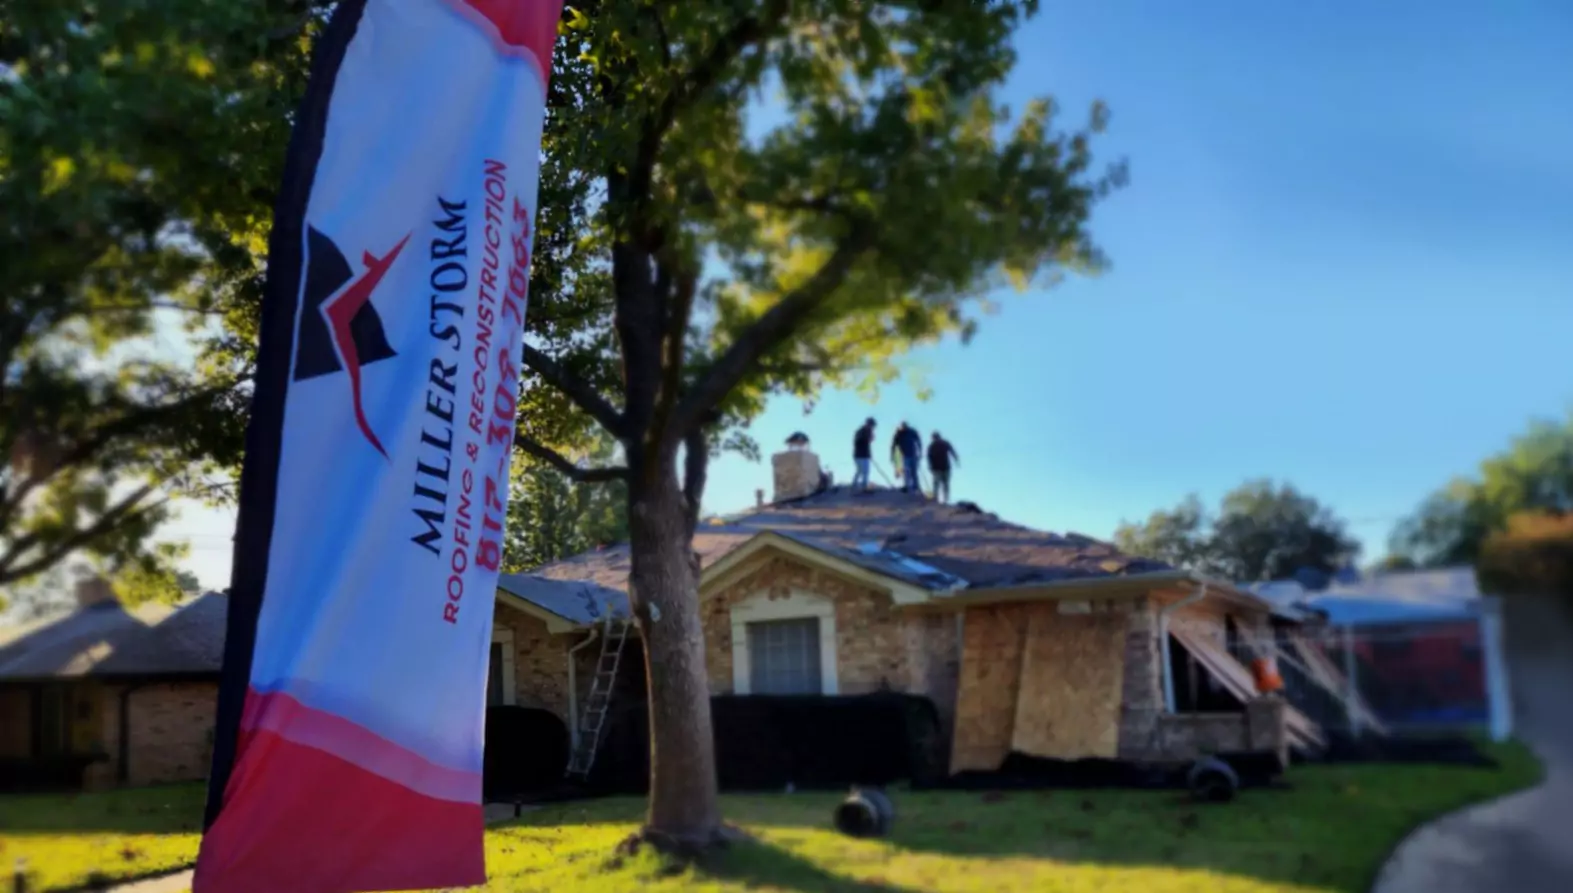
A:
[241,688,479,802]
[193,727,484,893]
[446,0,560,86]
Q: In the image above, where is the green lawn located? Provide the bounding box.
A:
[0,743,1542,893]
[0,783,205,891]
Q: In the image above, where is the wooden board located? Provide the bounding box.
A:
[1009,604,1128,760]
[1169,625,1325,751]
[949,605,1028,772]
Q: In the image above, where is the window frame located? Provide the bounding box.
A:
[730,589,838,696]
[488,625,517,707]
[746,617,825,695]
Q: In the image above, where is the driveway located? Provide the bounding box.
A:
[1371,596,1573,893]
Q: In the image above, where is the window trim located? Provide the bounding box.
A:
[490,626,517,706]
[730,589,838,695]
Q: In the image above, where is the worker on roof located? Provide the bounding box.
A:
[852,417,876,492]
[927,431,960,504]
[890,421,922,493]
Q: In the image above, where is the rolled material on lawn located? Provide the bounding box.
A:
[589,693,944,793]
[835,788,895,838]
[1186,756,1240,803]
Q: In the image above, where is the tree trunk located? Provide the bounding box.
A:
[627,464,722,848]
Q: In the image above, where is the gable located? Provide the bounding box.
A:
[699,534,930,606]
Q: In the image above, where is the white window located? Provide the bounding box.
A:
[730,589,838,695]
[487,626,516,706]
[748,618,823,694]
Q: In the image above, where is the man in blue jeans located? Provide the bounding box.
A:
[890,421,922,492]
[927,431,960,503]
[851,418,876,491]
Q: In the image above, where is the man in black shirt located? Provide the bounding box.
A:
[891,421,922,492]
[851,418,876,491]
[927,431,960,503]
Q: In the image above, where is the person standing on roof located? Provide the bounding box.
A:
[890,421,922,493]
[851,418,876,491]
[927,431,960,504]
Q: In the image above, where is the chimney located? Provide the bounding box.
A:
[772,433,822,502]
[755,488,764,508]
[75,576,117,610]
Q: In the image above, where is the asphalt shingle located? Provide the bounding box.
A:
[527,485,1171,602]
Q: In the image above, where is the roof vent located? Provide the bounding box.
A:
[955,501,983,514]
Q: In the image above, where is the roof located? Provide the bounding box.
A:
[1250,567,1483,627]
[518,485,1238,624]
[0,591,227,681]
[495,573,630,626]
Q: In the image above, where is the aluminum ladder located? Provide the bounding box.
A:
[566,613,633,780]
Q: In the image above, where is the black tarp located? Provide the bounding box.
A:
[588,693,944,794]
[935,750,1286,791]
[1311,732,1496,767]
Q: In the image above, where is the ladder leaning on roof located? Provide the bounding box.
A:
[566,612,634,781]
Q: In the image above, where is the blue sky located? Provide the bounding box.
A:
[168,1,1573,588]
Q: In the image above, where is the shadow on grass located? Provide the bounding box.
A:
[517,759,1542,893]
[699,836,919,893]
[0,783,205,835]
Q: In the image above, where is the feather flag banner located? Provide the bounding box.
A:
[196,2,560,890]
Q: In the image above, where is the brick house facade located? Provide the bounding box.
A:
[0,585,225,792]
[497,445,1316,772]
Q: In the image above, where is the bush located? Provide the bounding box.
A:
[1477,512,1573,609]
[588,693,944,794]
[483,706,570,800]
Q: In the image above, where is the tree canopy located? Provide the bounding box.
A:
[1388,412,1573,568]
[522,0,1123,847]
[0,2,320,590]
[1476,512,1573,609]
[1115,480,1361,588]
[7,0,1122,852]
[503,440,629,574]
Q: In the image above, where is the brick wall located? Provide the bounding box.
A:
[98,681,219,787]
[1147,698,1288,765]
[1118,598,1165,760]
[493,602,575,721]
[701,554,959,707]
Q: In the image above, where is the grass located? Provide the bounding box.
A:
[0,742,1542,893]
[0,783,205,891]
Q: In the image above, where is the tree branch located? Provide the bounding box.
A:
[670,226,876,436]
[521,344,626,437]
[682,426,709,537]
[0,485,162,586]
[647,256,699,453]
[629,0,792,215]
[513,432,629,484]
[0,380,240,532]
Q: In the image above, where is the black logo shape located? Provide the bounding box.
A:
[293,225,411,456]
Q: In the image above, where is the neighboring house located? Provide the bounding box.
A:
[491,443,1323,774]
[1304,568,1501,730]
[0,580,225,792]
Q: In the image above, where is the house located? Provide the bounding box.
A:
[0,580,226,791]
[491,443,1325,775]
[0,441,1336,795]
